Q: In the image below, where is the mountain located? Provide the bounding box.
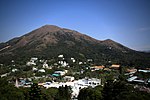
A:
[0,25,150,67]
[143,50,150,53]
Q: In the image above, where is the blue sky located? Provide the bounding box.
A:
[0,0,150,51]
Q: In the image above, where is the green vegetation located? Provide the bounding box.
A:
[29,83,43,100]
[0,78,24,100]
[78,77,150,100]
[0,30,150,67]
[55,85,71,100]
[1,70,150,100]
[78,86,103,100]
[0,78,71,100]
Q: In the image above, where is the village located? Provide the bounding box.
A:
[1,54,150,98]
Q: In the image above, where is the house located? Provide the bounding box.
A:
[132,79,145,84]
[110,64,120,69]
[55,71,66,76]
[32,67,38,71]
[58,61,68,67]
[26,61,36,66]
[52,73,60,77]
[26,57,38,66]
[87,59,93,62]
[0,72,10,78]
[52,71,66,76]
[64,70,68,73]
[78,78,101,87]
[43,63,50,69]
[38,69,46,73]
[79,62,83,65]
[0,64,3,66]
[138,69,150,73]
[127,76,138,82]
[12,68,18,72]
[18,78,33,87]
[127,76,146,85]
[147,79,150,85]
[71,58,76,62]
[104,68,111,71]
[62,61,68,67]
[126,68,137,73]
[91,65,105,71]
[64,76,75,82]
[125,68,137,75]
[58,54,64,58]
[31,57,38,61]
[38,83,45,86]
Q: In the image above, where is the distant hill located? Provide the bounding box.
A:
[0,25,150,67]
[143,50,150,53]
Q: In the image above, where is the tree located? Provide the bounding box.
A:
[0,78,25,100]
[102,80,114,100]
[29,83,43,100]
[55,85,71,100]
[42,87,58,100]
[78,87,102,100]
[102,79,148,100]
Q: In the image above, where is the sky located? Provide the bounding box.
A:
[0,0,150,51]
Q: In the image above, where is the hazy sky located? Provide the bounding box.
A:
[0,0,150,51]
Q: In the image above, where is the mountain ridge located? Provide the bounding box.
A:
[0,25,128,51]
[0,25,149,67]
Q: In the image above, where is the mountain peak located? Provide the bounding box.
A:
[104,39,114,42]
[41,24,61,29]
[37,25,61,32]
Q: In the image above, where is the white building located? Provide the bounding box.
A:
[139,69,150,73]
[54,71,66,76]
[42,77,101,98]
[32,67,38,71]
[76,78,101,88]
[43,63,50,69]
[26,61,36,66]
[38,69,46,73]
[127,76,138,82]
[12,68,18,72]
[58,61,68,67]
[64,76,75,82]
[71,58,76,63]
[58,54,64,58]
[0,72,10,78]
[79,62,83,65]
[87,59,93,62]
[31,57,38,61]
[26,57,38,66]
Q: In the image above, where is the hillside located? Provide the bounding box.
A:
[0,25,150,67]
